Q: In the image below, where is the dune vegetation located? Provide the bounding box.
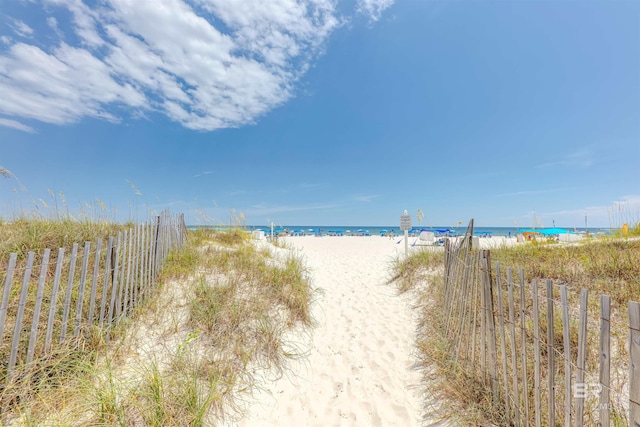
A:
[0,220,313,425]
[392,225,640,426]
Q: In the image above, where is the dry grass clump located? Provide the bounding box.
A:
[389,249,444,293]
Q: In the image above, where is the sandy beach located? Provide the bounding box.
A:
[229,234,520,426]
[232,235,431,426]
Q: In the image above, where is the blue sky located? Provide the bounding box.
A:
[1,0,638,228]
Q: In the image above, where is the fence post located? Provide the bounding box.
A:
[87,238,102,325]
[532,279,542,427]
[99,237,114,327]
[0,253,18,343]
[599,295,611,427]
[153,215,161,279]
[560,285,571,427]
[8,252,35,378]
[116,230,128,320]
[507,268,521,426]
[74,242,91,337]
[546,279,556,427]
[495,262,511,419]
[575,289,588,427]
[123,227,134,314]
[629,301,640,426]
[519,268,530,424]
[27,249,50,364]
[45,248,65,352]
[108,232,122,325]
[481,250,499,403]
[60,243,78,344]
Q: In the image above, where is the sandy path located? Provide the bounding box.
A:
[233,236,431,427]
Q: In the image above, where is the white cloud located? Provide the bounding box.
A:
[0,118,36,133]
[0,0,350,131]
[357,0,395,22]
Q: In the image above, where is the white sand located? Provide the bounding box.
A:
[232,235,438,427]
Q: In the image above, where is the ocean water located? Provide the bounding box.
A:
[236,225,613,237]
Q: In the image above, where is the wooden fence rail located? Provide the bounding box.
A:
[0,210,187,387]
[442,220,640,426]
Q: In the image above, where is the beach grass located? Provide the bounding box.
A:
[392,234,640,426]
[0,221,313,425]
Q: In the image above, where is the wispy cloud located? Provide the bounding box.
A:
[0,117,35,133]
[11,20,34,38]
[355,194,379,202]
[495,187,574,197]
[0,0,354,131]
[192,170,215,178]
[536,149,594,169]
[357,0,395,22]
[247,202,337,216]
[547,195,640,218]
[297,182,322,190]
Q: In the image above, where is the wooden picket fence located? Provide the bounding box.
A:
[0,210,187,387]
[442,220,640,426]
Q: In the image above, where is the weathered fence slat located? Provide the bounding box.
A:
[74,242,91,337]
[546,279,556,426]
[560,284,572,427]
[116,230,128,320]
[87,238,102,325]
[533,279,542,427]
[575,289,588,427]
[60,243,78,344]
[45,248,65,352]
[481,270,486,386]
[599,295,611,427]
[8,251,35,378]
[518,268,530,424]
[130,225,139,308]
[495,262,510,419]
[481,250,499,401]
[27,249,50,364]
[140,224,147,299]
[470,253,480,370]
[108,232,122,325]
[124,227,133,315]
[0,253,18,342]
[629,301,640,425]
[99,237,114,327]
[507,268,521,426]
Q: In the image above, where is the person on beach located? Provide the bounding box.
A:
[389,230,395,240]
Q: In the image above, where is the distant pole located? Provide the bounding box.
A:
[585,214,589,238]
[271,222,274,241]
[405,229,409,256]
[400,209,412,257]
